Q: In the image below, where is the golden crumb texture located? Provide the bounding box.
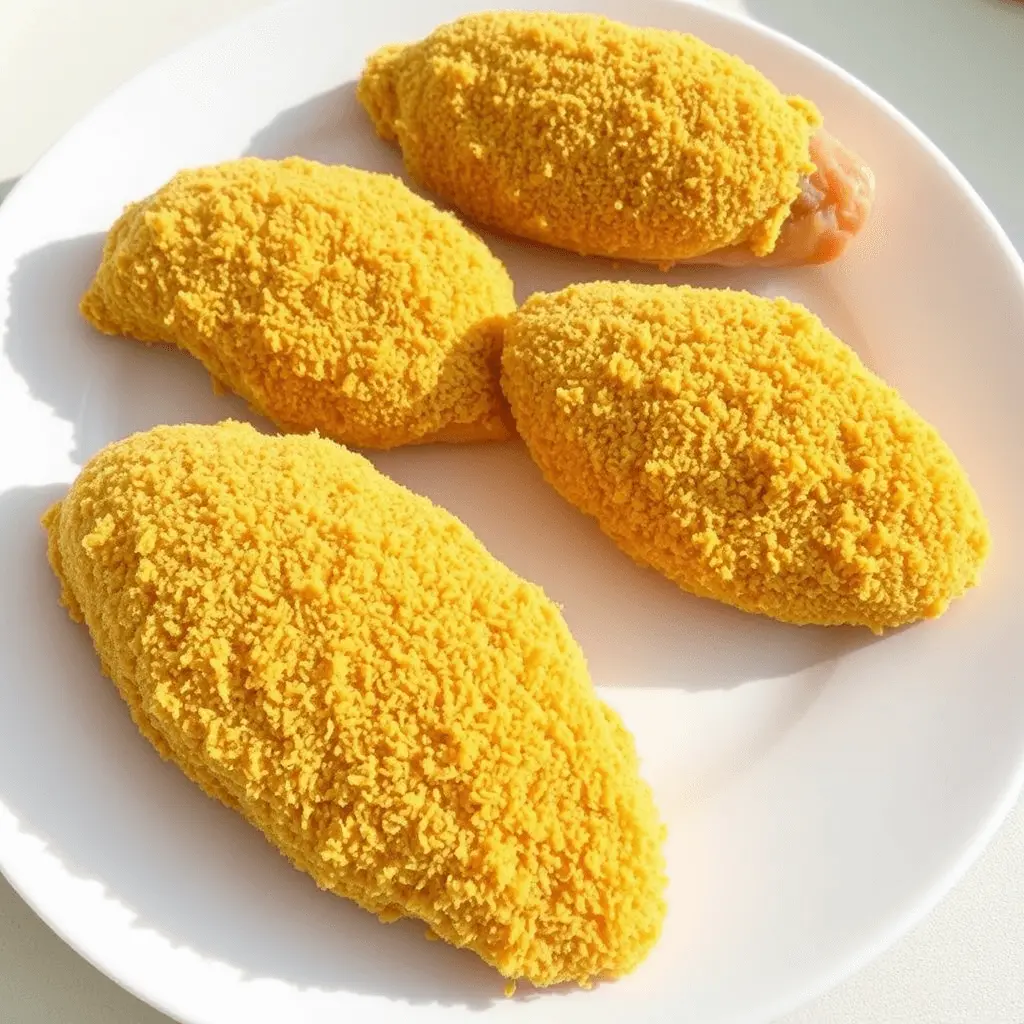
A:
[358,11,820,262]
[501,283,990,632]
[79,158,516,449]
[43,421,667,986]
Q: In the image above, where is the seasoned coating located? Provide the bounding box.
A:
[502,283,990,632]
[80,158,516,449]
[358,12,825,263]
[43,422,667,987]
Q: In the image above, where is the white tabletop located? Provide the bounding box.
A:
[2,1,1023,1021]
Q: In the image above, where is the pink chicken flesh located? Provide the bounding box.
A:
[692,130,876,267]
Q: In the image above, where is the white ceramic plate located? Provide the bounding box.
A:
[1,1,1022,1022]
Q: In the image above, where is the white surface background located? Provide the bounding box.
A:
[1,0,1022,1021]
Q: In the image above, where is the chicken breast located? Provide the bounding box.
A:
[501,283,990,632]
[358,12,874,267]
[80,158,516,449]
[43,421,667,988]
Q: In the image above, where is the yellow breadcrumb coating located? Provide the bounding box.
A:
[501,283,990,632]
[43,421,667,987]
[80,158,517,449]
[358,12,820,262]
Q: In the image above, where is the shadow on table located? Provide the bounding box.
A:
[0,873,173,1024]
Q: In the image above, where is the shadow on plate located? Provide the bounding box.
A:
[375,441,874,692]
[245,80,403,175]
[1,234,268,466]
[2,233,111,464]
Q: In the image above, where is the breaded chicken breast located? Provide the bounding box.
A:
[502,283,989,632]
[43,422,667,988]
[358,12,874,267]
[80,158,516,449]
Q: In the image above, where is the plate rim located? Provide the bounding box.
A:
[1,1,1023,1022]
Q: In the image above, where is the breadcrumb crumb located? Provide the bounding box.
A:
[43,421,667,986]
[80,158,516,449]
[359,12,820,261]
[501,283,990,632]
